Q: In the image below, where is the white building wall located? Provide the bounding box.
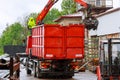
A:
[90,9,120,36]
[113,0,120,8]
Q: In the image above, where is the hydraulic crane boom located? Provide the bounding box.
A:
[74,0,92,14]
[75,0,88,8]
[36,0,98,30]
[36,0,58,25]
[72,0,98,30]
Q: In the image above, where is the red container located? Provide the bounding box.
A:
[31,24,84,59]
[26,36,32,55]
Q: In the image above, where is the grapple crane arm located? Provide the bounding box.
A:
[36,0,58,25]
[36,0,98,30]
[74,0,88,8]
[74,0,98,30]
[36,0,89,25]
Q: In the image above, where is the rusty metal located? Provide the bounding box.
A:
[0,55,20,80]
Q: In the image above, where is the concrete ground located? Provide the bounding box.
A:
[0,65,97,80]
[20,65,97,80]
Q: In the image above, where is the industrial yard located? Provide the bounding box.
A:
[0,56,97,80]
[1,0,120,80]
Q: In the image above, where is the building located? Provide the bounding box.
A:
[77,0,113,14]
[54,12,83,26]
[90,8,120,40]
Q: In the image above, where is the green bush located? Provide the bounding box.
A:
[0,47,4,55]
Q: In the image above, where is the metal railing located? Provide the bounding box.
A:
[86,0,113,7]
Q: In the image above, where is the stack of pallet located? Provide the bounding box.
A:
[85,37,99,73]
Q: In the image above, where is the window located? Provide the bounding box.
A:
[96,0,101,7]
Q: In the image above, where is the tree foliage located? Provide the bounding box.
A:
[3,23,24,45]
[0,22,25,54]
[61,0,76,15]
[43,8,62,24]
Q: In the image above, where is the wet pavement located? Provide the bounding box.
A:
[0,54,97,80]
[20,65,97,80]
[0,70,9,78]
[0,65,97,80]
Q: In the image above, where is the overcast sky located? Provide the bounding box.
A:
[0,0,120,36]
[0,0,62,36]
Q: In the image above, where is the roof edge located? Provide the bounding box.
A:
[54,16,82,22]
[96,8,120,18]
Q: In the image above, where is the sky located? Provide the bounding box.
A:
[0,0,62,36]
[0,0,120,36]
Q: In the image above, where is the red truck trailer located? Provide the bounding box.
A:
[25,0,98,78]
[26,24,84,78]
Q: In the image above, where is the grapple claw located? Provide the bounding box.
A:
[83,16,98,30]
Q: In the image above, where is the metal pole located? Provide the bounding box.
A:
[108,38,112,76]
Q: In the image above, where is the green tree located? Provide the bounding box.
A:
[43,8,62,24]
[0,22,24,55]
[0,38,3,55]
[2,22,24,45]
[61,0,76,15]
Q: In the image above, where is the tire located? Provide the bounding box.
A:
[26,58,31,75]
[102,77,109,80]
[27,69,31,74]
[64,76,72,79]
[36,61,41,78]
[33,62,37,77]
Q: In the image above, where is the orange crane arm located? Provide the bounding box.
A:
[74,0,88,8]
[36,0,90,25]
[36,0,58,25]
[74,0,92,14]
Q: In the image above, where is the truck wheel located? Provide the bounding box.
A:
[63,76,72,79]
[26,58,31,75]
[67,76,72,79]
[27,69,31,74]
[36,68,41,78]
[33,62,42,78]
[33,62,37,77]
[36,61,41,78]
